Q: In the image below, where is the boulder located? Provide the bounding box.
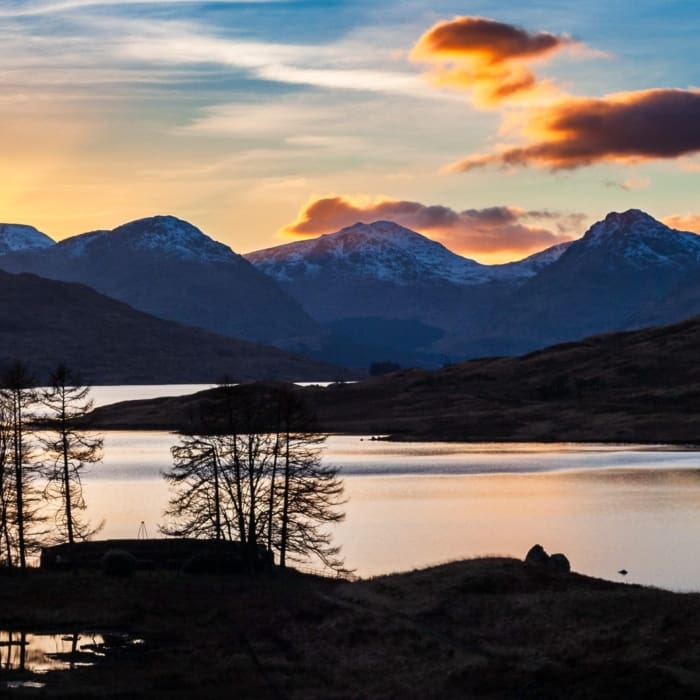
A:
[524,545,571,573]
[525,544,550,565]
[549,553,571,572]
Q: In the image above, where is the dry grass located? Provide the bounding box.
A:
[2,558,700,698]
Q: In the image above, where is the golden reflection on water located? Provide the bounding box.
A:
[79,434,700,591]
[335,469,700,590]
[0,632,104,673]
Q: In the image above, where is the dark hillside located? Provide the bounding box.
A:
[3,558,700,698]
[86,313,700,441]
[0,270,353,384]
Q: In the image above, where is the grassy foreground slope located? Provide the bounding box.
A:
[2,558,700,698]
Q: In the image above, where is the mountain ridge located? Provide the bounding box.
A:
[0,215,323,349]
[4,209,700,371]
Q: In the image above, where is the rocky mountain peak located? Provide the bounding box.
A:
[573,209,700,267]
[583,209,671,246]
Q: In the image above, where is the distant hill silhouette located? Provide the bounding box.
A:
[86,312,700,442]
[0,270,353,384]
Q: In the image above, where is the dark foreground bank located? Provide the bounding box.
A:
[1,557,700,698]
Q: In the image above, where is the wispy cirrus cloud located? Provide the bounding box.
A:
[447,88,700,171]
[0,6,437,102]
[114,22,430,98]
[279,194,583,260]
[410,16,578,107]
[0,0,288,17]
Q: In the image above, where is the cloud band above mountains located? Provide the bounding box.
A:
[449,89,700,171]
[279,195,581,260]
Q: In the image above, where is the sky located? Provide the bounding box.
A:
[0,0,698,263]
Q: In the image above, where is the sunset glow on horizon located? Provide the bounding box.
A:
[1,1,698,263]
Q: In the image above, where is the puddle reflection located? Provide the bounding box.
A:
[0,630,144,674]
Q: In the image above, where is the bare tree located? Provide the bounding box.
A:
[38,364,103,544]
[0,400,15,566]
[161,434,228,541]
[273,389,345,571]
[0,361,43,570]
[161,384,347,573]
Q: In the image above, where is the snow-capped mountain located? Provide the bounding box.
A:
[245,219,579,365]
[567,209,700,266]
[58,216,235,264]
[0,224,54,255]
[0,215,321,348]
[246,220,522,338]
[247,219,573,295]
[245,219,576,365]
[478,209,700,354]
[4,208,699,371]
[247,220,494,286]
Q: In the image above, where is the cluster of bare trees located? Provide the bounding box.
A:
[161,384,347,574]
[0,366,347,574]
[0,362,102,570]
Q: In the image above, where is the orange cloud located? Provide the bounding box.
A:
[448,89,700,170]
[279,195,582,261]
[411,16,573,106]
[663,214,700,234]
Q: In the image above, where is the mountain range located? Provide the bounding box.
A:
[247,210,700,362]
[0,216,321,349]
[2,208,700,373]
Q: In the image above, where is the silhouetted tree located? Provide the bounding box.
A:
[0,401,14,566]
[0,361,43,569]
[161,385,346,573]
[161,434,228,541]
[38,364,103,544]
[272,389,345,571]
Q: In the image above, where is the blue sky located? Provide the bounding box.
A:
[1,0,698,261]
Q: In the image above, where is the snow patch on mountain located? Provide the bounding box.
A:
[492,241,573,279]
[57,216,237,263]
[247,221,498,286]
[0,224,54,254]
[247,220,572,286]
[576,209,700,267]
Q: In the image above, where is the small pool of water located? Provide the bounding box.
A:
[0,630,144,675]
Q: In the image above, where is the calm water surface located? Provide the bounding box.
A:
[77,430,700,591]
